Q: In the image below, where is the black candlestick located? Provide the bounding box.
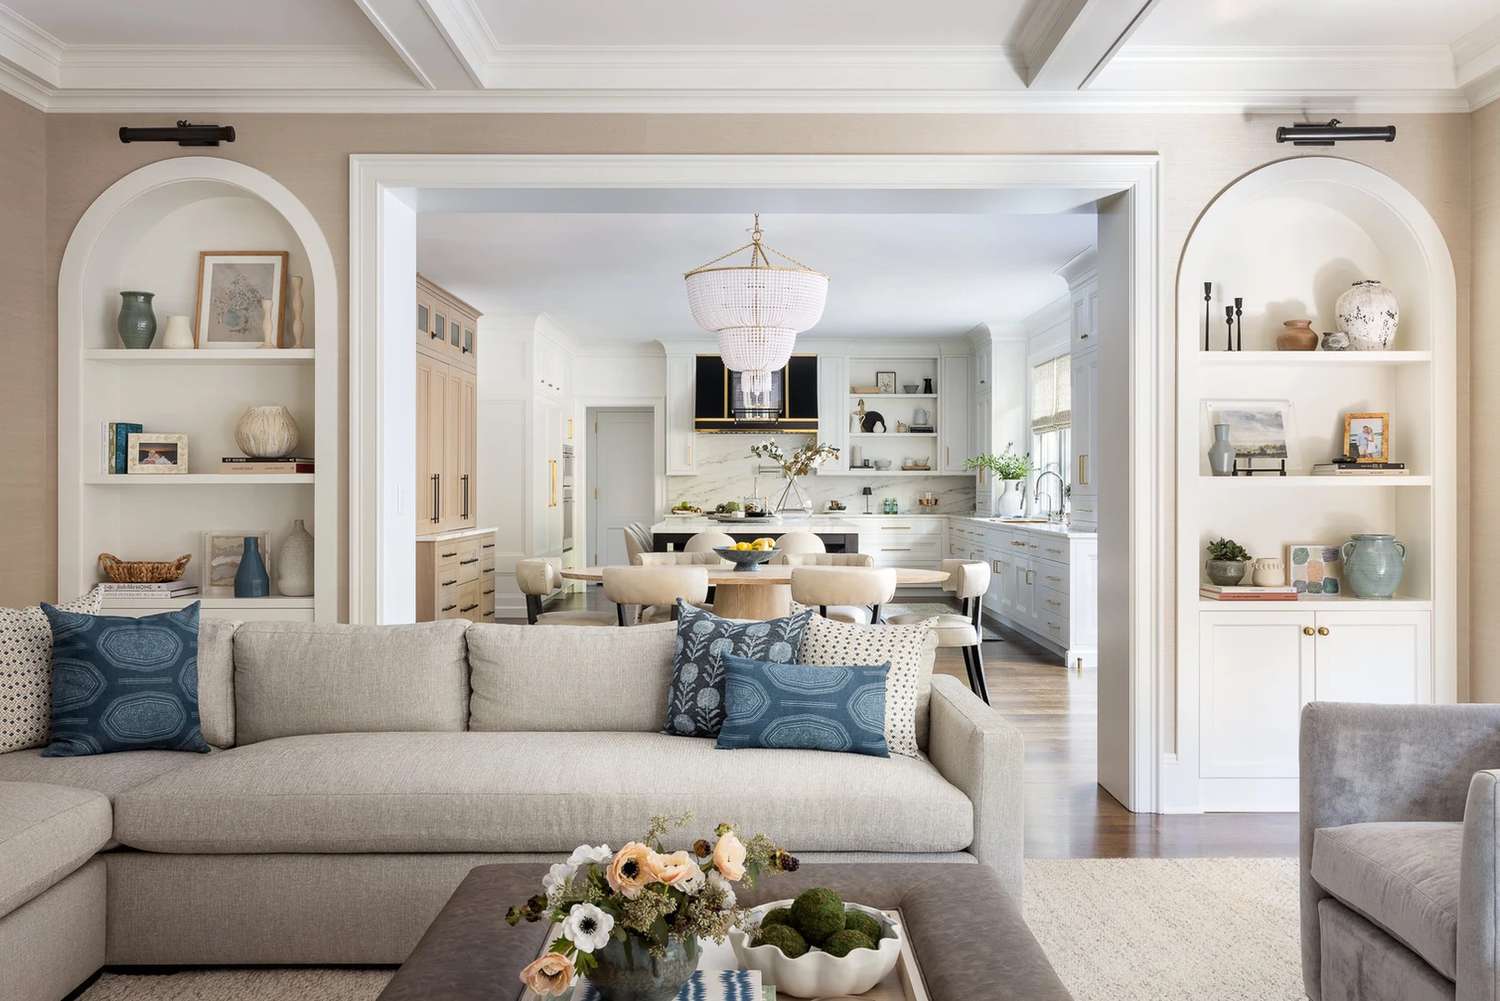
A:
[1234,297,1244,351]
[1203,282,1212,351]
[1224,306,1235,351]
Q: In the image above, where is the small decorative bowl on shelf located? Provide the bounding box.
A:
[714,546,779,572]
[730,897,904,998]
[97,552,191,583]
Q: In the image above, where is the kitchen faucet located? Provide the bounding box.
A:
[1034,468,1065,523]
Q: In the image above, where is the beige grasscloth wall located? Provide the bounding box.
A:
[4,103,1478,693]
[1472,101,1499,701]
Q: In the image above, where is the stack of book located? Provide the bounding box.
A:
[100,421,142,475]
[1200,584,1298,601]
[1312,460,1408,476]
[908,425,935,433]
[98,581,200,600]
[220,457,314,474]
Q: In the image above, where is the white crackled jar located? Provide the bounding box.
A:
[1334,280,1399,351]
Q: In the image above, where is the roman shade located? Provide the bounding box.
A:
[1030,355,1071,432]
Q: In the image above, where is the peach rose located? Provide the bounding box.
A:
[519,951,575,996]
[653,849,704,888]
[712,831,747,882]
[607,842,658,898]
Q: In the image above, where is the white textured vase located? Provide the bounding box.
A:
[276,519,314,596]
[161,314,194,349]
[289,275,305,348]
[235,405,300,458]
[260,298,277,349]
[1334,280,1399,350]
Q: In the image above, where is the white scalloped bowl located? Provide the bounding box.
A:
[728,900,903,998]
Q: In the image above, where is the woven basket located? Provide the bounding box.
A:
[97,553,191,584]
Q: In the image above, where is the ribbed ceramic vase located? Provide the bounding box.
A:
[117,291,157,349]
[587,935,700,1001]
[234,537,270,598]
[1335,280,1399,350]
[276,519,314,597]
[235,405,300,458]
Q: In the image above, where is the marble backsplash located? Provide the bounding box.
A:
[668,433,975,514]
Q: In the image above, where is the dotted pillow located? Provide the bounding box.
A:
[795,611,938,758]
[0,588,102,753]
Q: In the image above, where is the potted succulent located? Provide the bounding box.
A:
[965,445,1033,516]
[1205,537,1252,586]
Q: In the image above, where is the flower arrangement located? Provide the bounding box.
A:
[749,440,840,478]
[509,816,799,997]
[964,444,1033,481]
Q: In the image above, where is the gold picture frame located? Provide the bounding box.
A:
[1342,411,1390,463]
[125,432,189,474]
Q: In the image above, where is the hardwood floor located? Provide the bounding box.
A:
[540,587,1300,860]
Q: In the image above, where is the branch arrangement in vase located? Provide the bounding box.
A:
[749,440,840,477]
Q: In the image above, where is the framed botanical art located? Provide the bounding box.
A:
[875,371,897,394]
[1287,542,1343,597]
[125,432,188,474]
[202,531,271,597]
[195,251,289,348]
[1342,411,1390,463]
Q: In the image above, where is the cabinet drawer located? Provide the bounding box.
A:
[437,579,460,618]
[457,580,484,620]
[479,536,496,572]
[1033,537,1068,563]
[1036,583,1069,621]
[876,520,944,538]
[1034,561,1069,594]
[872,541,941,566]
[481,581,497,619]
[455,540,483,582]
[1070,496,1098,525]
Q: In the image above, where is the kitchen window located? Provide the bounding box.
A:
[1030,354,1071,513]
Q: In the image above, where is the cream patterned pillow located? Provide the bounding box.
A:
[796,612,938,758]
[0,588,102,752]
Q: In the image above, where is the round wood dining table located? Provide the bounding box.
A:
[560,564,949,620]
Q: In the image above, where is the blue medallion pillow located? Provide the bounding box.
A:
[716,654,890,757]
[41,601,210,757]
[664,601,813,738]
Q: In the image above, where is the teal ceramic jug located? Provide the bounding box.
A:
[1341,534,1406,599]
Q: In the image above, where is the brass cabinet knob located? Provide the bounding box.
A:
[1317,626,1330,636]
[1303,626,1315,636]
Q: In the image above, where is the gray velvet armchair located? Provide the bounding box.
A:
[1301,702,1500,1001]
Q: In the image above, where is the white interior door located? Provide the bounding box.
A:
[588,410,655,566]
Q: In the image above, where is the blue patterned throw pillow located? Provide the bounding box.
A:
[716,654,890,757]
[41,602,209,757]
[664,601,812,738]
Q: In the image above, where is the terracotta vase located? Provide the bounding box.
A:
[1277,320,1319,351]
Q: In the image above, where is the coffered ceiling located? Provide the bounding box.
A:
[0,0,1494,112]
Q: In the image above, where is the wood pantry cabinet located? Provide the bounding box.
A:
[417,529,497,622]
[416,276,480,536]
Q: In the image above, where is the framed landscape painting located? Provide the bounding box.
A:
[1202,398,1297,472]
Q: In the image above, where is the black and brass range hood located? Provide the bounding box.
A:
[693,355,819,433]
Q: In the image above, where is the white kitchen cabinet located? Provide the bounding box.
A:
[865,518,943,570]
[938,354,973,473]
[530,399,565,558]
[1313,609,1433,704]
[1068,349,1100,530]
[665,353,696,475]
[817,354,850,463]
[1070,276,1099,353]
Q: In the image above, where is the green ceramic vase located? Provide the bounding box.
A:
[117,291,157,349]
[587,935,700,1001]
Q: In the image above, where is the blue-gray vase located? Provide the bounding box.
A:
[234,537,270,598]
[1207,423,1235,477]
[1341,534,1406,599]
[587,935,700,1001]
[117,291,157,349]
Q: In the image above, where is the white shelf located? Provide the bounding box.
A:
[100,595,314,609]
[85,348,314,364]
[1195,350,1431,367]
[822,468,954,477]
[848,393,936,399]
[849,432,936,438]
[1199,474,1431,488]
[1198,595,1432,611]
[85,473,315,486]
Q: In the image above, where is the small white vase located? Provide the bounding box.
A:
[161,314,194,349]
[260,298,277,349]
[235,405,300,458]
[289,275,305,348]
[276,519,314,596]
[1335,280,1399,350]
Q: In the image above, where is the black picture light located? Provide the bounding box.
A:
[119,121,235,147]
[1275,119,1396,147]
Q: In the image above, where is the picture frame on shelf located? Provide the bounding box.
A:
[1202,398,1297,474]
[202,530,271,597]
[875,371,897,394]
[125,433,188,474]
[1287,543,1344,597]
[195,250,290,348]
[1342,411,1391,463]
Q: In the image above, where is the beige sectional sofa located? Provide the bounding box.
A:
[0,618,1023,1001]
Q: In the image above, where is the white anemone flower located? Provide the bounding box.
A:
[568,844,613,867]
[542,862,577,900]
[676,864,707,896]
[562,903,615,953]
[708,870,736,908]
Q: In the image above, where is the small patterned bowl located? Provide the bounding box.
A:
[714,547,778,572]
[730,900,903,997]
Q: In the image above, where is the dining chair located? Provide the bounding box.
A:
[601,566,710,626]
[782,553,875,568]
[789,566,897,626]
[769,530,825,563]
[889,559,993,703]
[637,551,726,566]
[622,523,654,566]
[515,558,615,626]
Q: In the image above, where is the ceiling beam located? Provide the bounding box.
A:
[353,0,478,90]
[1018,0,1160,90]
[414,0,495,88]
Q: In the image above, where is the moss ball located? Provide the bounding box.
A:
[842,909,883,943]
[822,929,876,958]
[760,907,795,929]
[754,922,808,958]
[791,887,846,944]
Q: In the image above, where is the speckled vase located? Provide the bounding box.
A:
[1341,534,1406,599]
[235,405,300,458]
[276,519,314,597]
[587,935,700,1001]
[1335,280,1399,350]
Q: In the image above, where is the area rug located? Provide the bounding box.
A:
[80,858,1303,1001]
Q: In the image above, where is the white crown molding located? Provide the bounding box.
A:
[0,2,62,86]
[1455,15,1500,109]
[1097,44,1458,93]
[58,44,419,91]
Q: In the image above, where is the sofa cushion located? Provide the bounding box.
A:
[718,654,890,757]
[1312,821,1461,980]
[197,618,237,748]
[666,603,814,739]
[0,589,102,754]
[0,781,110,919]
[797,613,939,758]
[0,748,206,801]
[232,621,469,745]
[114,731,973,855]
[467,622,677,733]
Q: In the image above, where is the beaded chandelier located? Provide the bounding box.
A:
[684,215,829,397]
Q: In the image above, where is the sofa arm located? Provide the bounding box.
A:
[926,675,1025,899]
[1300,703,1500,1001]
[1461,770,1500,1001]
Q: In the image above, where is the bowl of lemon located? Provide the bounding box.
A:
[715,538,778,572]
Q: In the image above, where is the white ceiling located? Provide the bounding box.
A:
[416,210,1095,344]
[0,0,1494,110]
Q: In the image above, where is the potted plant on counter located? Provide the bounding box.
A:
[1205,537,1252,586]
[965,445,1033,516]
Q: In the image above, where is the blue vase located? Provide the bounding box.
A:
[234,537,270,598]
[117,291,157,349]
[1341,534,1406,599]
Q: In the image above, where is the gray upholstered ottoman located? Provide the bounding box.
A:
[378,863,1071,1001]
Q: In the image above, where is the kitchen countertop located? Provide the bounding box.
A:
[651,513,1095,538]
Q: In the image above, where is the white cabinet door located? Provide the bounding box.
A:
[1011,554,1035,626]
[1070,277,1099,353]
[1198,610,1316,778]
[817,354,850,468]
[938,354,973,473]
[1313,609,1432,705]
[665,354,696,475]
[1069,350,1099,516]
